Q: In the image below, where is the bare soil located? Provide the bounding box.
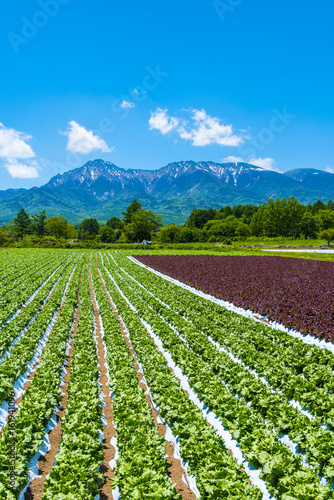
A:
[90,262,116,500]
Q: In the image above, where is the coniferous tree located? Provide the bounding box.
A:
[122,199,142,224]
[31,210,47,237]
[106,216,123,230]
[12,208,31,240]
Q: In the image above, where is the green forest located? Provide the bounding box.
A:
[1,197,334,247]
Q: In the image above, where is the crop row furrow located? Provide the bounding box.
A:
[90,259,119,500]
[41,261,105,499]
[93,260,186,499]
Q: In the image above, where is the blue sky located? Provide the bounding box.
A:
[0,0,333,189]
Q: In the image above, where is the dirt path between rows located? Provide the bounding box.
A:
[24,267,82,500]
[97,262,196,500]
[89,262,116,500]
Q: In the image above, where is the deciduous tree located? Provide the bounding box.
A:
[106,216,123,230]
[124,209,162,242]
[99,225,116,243]
[79,218,100,237]
[319,228,334,246]
[45,216,68,239]
[315,210,334,230]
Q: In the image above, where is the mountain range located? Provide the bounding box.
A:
[0,160,333,225]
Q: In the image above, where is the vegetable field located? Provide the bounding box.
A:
[0,249,334,499]
[136,254,334,342]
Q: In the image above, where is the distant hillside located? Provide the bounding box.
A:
[0,188,26,202]
[284,168,334,193]
[0,160,333,225]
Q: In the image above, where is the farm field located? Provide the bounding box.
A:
[0,249,334,499]
[135,254,334,342]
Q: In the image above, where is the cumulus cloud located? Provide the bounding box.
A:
[249,157,278,171]
[149,108,243,147]
[62,120,113,154]
[0,122,41,178]
[0,122,35,159]
[222,156,244,164]
[223,155,279,171]
[325,166,334,174]
[4,158,39,178]
[149,108,179,135]
[180,109,243,147]
[120,100,135,109]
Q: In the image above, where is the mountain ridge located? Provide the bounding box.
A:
[0,160,333,225]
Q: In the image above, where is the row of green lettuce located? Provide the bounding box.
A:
[0,249,67,294]
[91,260,181,499]
[0,251,75,344]
[0,250,58,298]
[42,261,105,498]
[0,260,82,498]
[0,260,76,408]
[0,251,69,327]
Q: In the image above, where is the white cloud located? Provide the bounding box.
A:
[223,156,244,164]
[249,156,278,171]
[325,166,334,174]
[181,109,243,147]
[0,122,35,159]
[120,100,135,109]
[4,158,39,178]
[223,155,279,171]
[149,108,179,135]
[149,108,243,147]
[0,123,40,179]
[62,120,113,154]
[131,88,147,97]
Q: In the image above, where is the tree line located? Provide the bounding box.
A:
[0,200,162,244]
[1,197,334,246]
[160,198,334,245]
